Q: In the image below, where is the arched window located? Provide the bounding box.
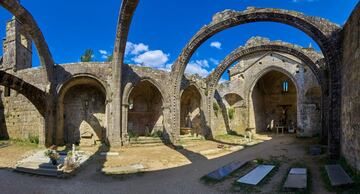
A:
[282,81,289,93]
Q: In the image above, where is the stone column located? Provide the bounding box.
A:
[121,103,129,145]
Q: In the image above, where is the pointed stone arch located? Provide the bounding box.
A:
[169,7,341,157]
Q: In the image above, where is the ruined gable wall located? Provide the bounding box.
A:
[214,52,321,136]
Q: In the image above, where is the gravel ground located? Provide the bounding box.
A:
[0,135,333,194]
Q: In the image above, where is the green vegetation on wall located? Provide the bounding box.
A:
[228,108,235,120]
[213,102,219,116]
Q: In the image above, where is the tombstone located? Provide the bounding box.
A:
[283,168,307,189]
[206,161,247,180]
[325,165,353,186]
[309,145,322,155]
[80,131,94,146]
[237,165,275,185]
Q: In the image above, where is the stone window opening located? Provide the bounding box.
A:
[129,98,134,110]
[282,80,289,93]
[4,87,10,97]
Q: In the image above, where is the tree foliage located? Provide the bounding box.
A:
[80,49,94,62]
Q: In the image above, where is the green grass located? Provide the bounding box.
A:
[3,138,39,147]
[320,157,360,193]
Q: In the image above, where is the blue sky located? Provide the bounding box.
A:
[0,0,358,80]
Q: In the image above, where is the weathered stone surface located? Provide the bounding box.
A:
[0,0,356,166]
[325,165,353,186]
[206,160,247,180]
[210,40,323,137]
[237,164,275,185]
[341,2,360,171]
[283,168,307,189]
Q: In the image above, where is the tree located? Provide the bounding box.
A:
[106,54,113,62]
[80,49,94,62]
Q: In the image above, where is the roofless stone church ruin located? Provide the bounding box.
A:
[0,0,359,174]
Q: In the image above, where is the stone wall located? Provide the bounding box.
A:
[0,88,43,140]
[213,50,322,136]
[63,85,106,145]
[341,2,360,170]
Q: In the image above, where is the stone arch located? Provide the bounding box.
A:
[246,66,300,101]
[123,78,165,141]
[206,44,325,94]
[0,71,47,116]
[247,68,298,133]
[205,43,324,136]
[111,0,139,145]
[0,0,55,82]
[55,75,109,145]
[169,7,341,157]
[223,93,244,107]
[123,77,166,106]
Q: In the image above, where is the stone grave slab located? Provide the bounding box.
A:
[283,168,307,189]
[102,163,146,174]
[229,146,244,152]
[237,165,275,185]
[206,161,247,180]
[309,145,322,155]
[325,165,353,186]
[100,152,119,156]
[290,168,306,175]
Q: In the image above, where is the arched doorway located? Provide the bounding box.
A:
[57,76,107,146]
[249,70,297,133]
[180,85,203,136]
[127,80,164,137]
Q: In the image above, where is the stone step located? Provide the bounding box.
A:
[129,137,163,145]
[15,166,62,177]
[180,136,204,140]
[130,139,163,144]
[129,142,165,147]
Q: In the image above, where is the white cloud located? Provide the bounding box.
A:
[209,58,219,65]
[133,50,169,68]
[98,50,110,59]
[99,50,108,55]
[210,41,222,49]
[126,42,149,55]
[185,59,211,77]
[219,78,227,83]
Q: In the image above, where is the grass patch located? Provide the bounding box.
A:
[319,157,360,193]
[7,138,39,147]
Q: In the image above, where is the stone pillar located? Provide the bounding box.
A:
[121,103,129,145]
[110,0,139,147]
